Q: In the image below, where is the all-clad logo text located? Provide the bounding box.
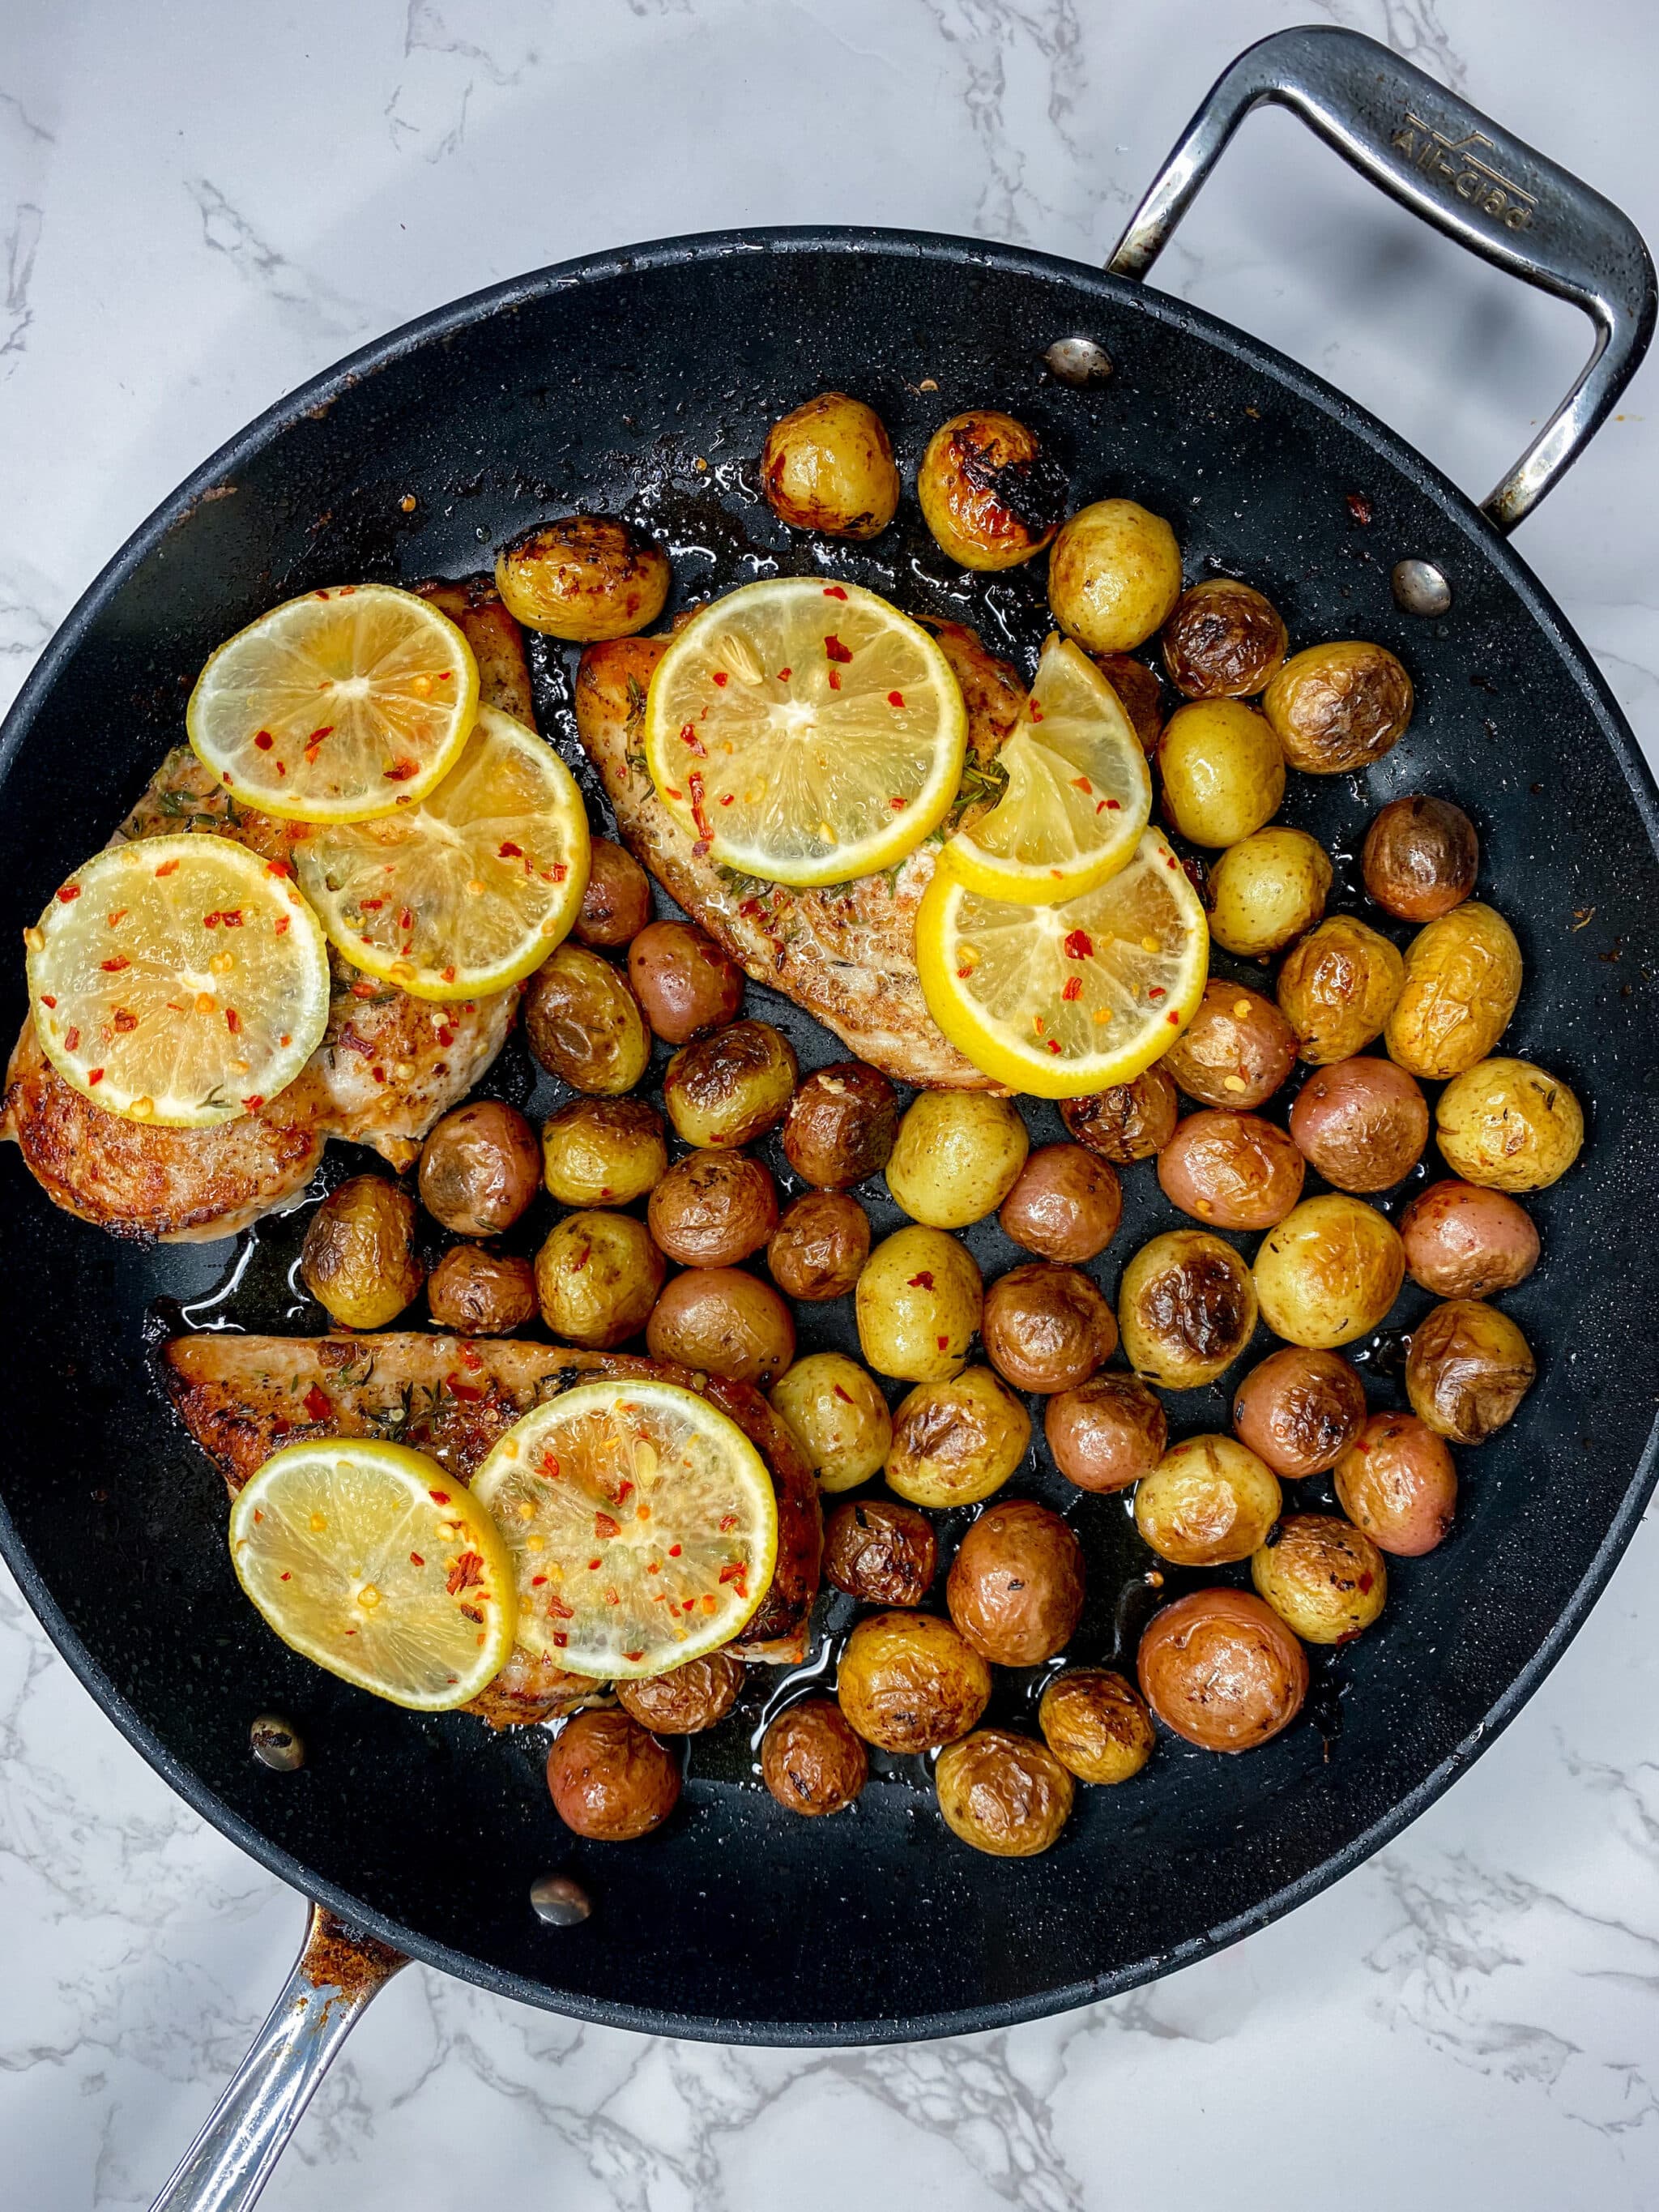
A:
[1391,112,1537,232]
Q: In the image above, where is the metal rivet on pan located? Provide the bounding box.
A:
[1044,336,1114,386]
[250,1713,305,1771]
[1391,558,1452,617]
[531,1873,592,1927]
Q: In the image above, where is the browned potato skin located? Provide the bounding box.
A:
[663,1019,798,1148]
[1405,1297,1535,1445]
[823,1497,937,1607]
[767,1191,870,1301]
[1435,1057,1583,1190]
[1161,577,1288,698]
[545,1709,681,1839]
[1362,796,1478,922]
[301,1176,424,1329]
[761,1699,868,1815]
[999,1142,1122,1262]
[535,1211,665,1348]
[1400,1180,1540,1298]
[1384,904,1523,1081]
[524,945,650,1095]
[918,410,1066,570]
[425,1245,537,1335]
[1157,1111,1305,1230]
[646,1266,795,1387]
[1137,1588,1308,1752]
[418,1101,542,1236]
[1251,1514,1386,1644]
[616,1651,744,1736]
[935,1729,1074,1857]
[1277,918,1406,1066]
[1333,1412,1456,1556]
[627,920,744,1045]
[1262,640,1413,773]
[497,517,670,643]
[1118,1230,1259,1390]
[1163,981,1298,1110]
[1134,1434,1282,1568]
[573,837,652,948]
[1038,1670,1154,1785]
[1088,651,1166,756]
[646,1151,778,1266]
[540,1097,667,1209]
[1231,1347,1367,1478]
[1061,1067,1179,1162]
[982,1262,1118,1394]
[837,1611,992,1752]
[761,392,901,539]
[1252,1195,1404,1351]
[1045,1373,1167,1494]
[1288,1058,1429,1192]
[947,1498,1085,1665]
[885,1368,1030,1509]
[782,1061,899,1189]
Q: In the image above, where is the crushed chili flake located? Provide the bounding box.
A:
[1070,775,1094,795]
[594,1511,621,1539]
[833,1383,854,1403]
[254,731,275,751]
[225,1007,241,1034]
[1148,985,1166,1001]
[887,690,905,708]
[1064,929,1093,959]
[64,1027,79,1050]
[446,1552,485,1595]
[154,859,179,878]
[106,908,127,928]
[822,585,847,600]
[38,994,55,1010]
[711,670,729,687]
[241,1094,263,1111]
[936,1333,950,1350]
[827,668,842,692]
[274,916,289,935]
[87,1067,104,1083]
[302,1385,331,1422]
[100,956,130,973]
[718,1563,747,1586]
[409,1552,425,1567]
[266,860,292,878]
[383,760,419,782]
[1062,977,1082,1001]
[907,1270,936,1289]
[498,840,522,859]
[1166,1010,1180,1025]
[668,1543,683,1558]
[679,722,707,755]
[56,885,80,903]
[429,1490,451,1505]
[778,667,791,681]
[824,634,853,664]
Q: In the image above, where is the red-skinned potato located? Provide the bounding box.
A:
[1045,1372,1167,1494]
[945,1499,1085,1666]
[1157,1111,1304,1230]
[628,920,744,1044]
[1288,1058,1429,1192]
[1231,1347,1367,1479]
[647,1151,778,1266]
[646,1267,795,1386]
[546,1709,680,1838]
[998,1143,1122,1263]
[574,837,652,948]
[1334,1411,1457,1556]
[767,1191,870,1302]
[1162,980,1298,1110]
[1137,1588,1308,1751]
[1399,1181,1540,1298]
[981,1263,1117,1394]
[782,1061,899,1189]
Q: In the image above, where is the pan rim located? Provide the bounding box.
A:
[2,222,1656,2047]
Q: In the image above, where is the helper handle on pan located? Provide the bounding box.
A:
[148,1902,407,2212]
[1107,23,1656,533]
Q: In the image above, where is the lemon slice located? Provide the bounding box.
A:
[187,583,480,823]
[292,707,591,1001]
[939,633,1152,902]
[916,828,1209,1098]
[23,834,331,1126]
[470,1380,778,1679]
[643,579,967,886]
[228,1440,517,1710]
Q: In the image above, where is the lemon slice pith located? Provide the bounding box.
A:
[940,634,1152,902]
[292,707,591,1001]
[469,1381,778,1679]
[187,583,480,823]
[24,834,331,1126]
[228,1440,517,1710]
[917,828,1209,1098]
[643,579,967,887]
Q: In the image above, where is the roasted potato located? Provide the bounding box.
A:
[1208,826,1333,958]
[982,1262,1117,1394]
[535,1211,665,1347]
[855,1225,983,1381]
[540,1096,667,1208]
[998,1142,1122,1263]
[1405,1296,1534,1445]
[1117,1230,1259,1390]
[770,1352,893,1492]
[1060,1066,1179,1161]
[885,1366,1031,1509]
[1435,1057,1583,1191]
[1362,795,1478,922]
[425,1245,537,1335]
[761,391,901,539]
[761,1699,868,1815]
[627,919,744,1044]
[1288,1057,1429,1191]
[1333,1411,1457,1556]
[946,1498,1085,1665]
[1399,1180,1540,1298]
[646,1151,778,1266]
[1160,577,1288,698]
[1090,651,1166,755]
[1038,1669,1155,1785]
[497,516,671,643]
[918,409,1067,570]
[836,1611,992,1752]
[573,836,653,949]
[935,1729,1074,1857]
[1251,1513,1386,1644]
[1231,1346,1367,1479]
[1384,903,1522,1080]
[1158,698,1286,848]
[1137,1587,1308,1752]
[545,1709,680,1839]
[1162,980,1298,1110]
[418,1101,543,1237]
[1048,497,1183,652]
[616,1651,744,1735]
[524,944,650,1095]
[1157,1110,1305,1230]
[767,1190,870,1301]
[1262,640,1413,773]
[823,1497,937,1606]
[663,1018,798,1148]
[1252,1194,1404,1350]
[1277,917,1406,1065]
[301,1176,424,1329]
[1134,1433,1282,1568]
[646,1266,795,1386]
[782,1060,899,1189]
[1045,1372,1168,1494]
[885,1091,1029,1228]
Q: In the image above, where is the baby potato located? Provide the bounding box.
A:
[419,1100,543,1236]
[646,1151,778,1266]
[946,1499,1085,1665]
[1118,1229,1259,1390]
[1157,1110,1305,1230]
[301,1176,424,1329]
[1384,903,1522,1080]
[1038,1669,1155,1785]
[1405,1297,1534,1445]
[627,919,744,1044]
[761,391,901,539]
[856,1225,983,1381]
[1400,1180,1540,1298]
[540,1096,667,1208]
[918,409,1067,570]
[1252,1194,1404,1350]
[885,1091,1029,1228]
[1231,1346,1367,1479]
[1090,651,1166,755]
[999,1142,1122,1263]
[1277,917,1406,1065]
[1045,1372,1167,1494]
[886,1366,1031,1509]
[425,1245,537,1335]
[767,1190,870,1302]
[822,1497,937,1606]
[1137,1587,1308,1753]
[761,1699,868,1816]
[1134,1433,1282,1569]
[573,836,652,949]
[1048,498,1183,652]
[1060,1065,1179,1160]
[646,1266,795,1387]
[935,1729,1074,1857]
[770,1351,893,1493]
[837,1611,992,1752]
[1163,980,1298,1110]
[1362,795,1478,922]
[1287,1057,1428,1191]
[1251,1513,1386,1644]
[1435,1057,1584,1191]
[1208,826,1333,958]
[1160,577,1288,699]
[1333,1411,1457,1556]
[782,1060,899,1190]
[663,1018,798,1148]
[1158,699,1286,848]
[982,1262,1117,1394]
[536,1211,665,1348]
[616,1651,744,1736]
[497,516,670,642]
[546,1709,681,1840]
[524,944,650,1095]
[1262,640,1413,773]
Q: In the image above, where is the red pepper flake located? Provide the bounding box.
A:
[1070,775,1094,795]
[225,1007,241,1034]
[436,1023,455,1047]
[548,1595,574,1619]
[718,1562,747,1586]
[37,994,55,1010]
[552,1631,569,1647]
[1166,1010,1180,1025]
[1062,977,1082,1001]
[827,668,842,692]
[56,885,80,903]
[87,1067,104,1083]
[1047,1040,1062,1053]
[241,1094,263,1111]
[446,1552,484,1595]
[429,1489,451,1505]
[1358,1571,1375,1593]
[458,1603,484,1625]
[224,910,245,928]
[719,792,735,805]
[887,690,905,708]
[587,1558,602,1572]
[907,1270,936,1289]
[550,863,569,883]
[1148,985,1166,1001]
[593,1511,621,1540]
[409,1552,425,1567]
[64,1027,79,1051]
[398,908,412,932]
[936,1334,950,1350]
[106,908,128,928]
[711,670,729,687]
[370,1065,386,1084]
[778,667,791,681]
[274,916,289,935]
[1030,701,1045,723]
[265,860,292,878]
[664,786,683,800]
[891,794,906,809]
[280,1571,291,1582]
[497,840,522,859]
[154,860,179,878]
[1346,491,1374,525]
[100,956,129,972]
[1064,929,1093,959]
[203,912,219,929]
[668,1544,683,1558]
[957,964,974,980]
[719,1514,739,1533]
[569,1240,590,1272]
[679,721,707,756]
[822,585,847,600]
[687,769,713,842]
[307,724,335,747]
[303,1385,331,1422]
[382,760,419,783]
[824,634,853,663]
[254,731,275,751]
[833,1383,854,1403]
[458,1343,482,1372]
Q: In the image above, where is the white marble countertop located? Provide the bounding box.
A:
[3,2,1657,2206]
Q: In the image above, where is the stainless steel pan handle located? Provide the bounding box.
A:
[1108,23,1656,532]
